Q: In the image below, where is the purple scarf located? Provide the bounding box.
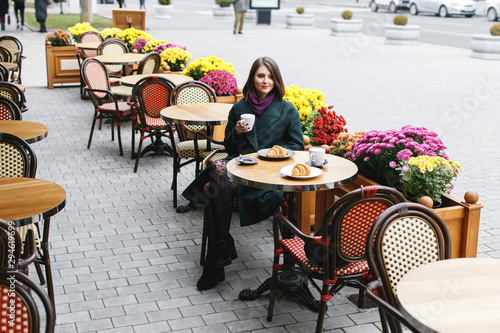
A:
[248,91,275,122]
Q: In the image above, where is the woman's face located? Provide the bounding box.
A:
[253,65,274,100]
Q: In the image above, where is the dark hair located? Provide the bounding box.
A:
[242,56,285,101]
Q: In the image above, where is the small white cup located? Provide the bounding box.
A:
[309,147,325,167]
[240,113,256,131]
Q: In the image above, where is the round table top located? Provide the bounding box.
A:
[94,53,146,65]
[76,42,101,50]
[160,102,232,126]
[0,120,48,143]
[397,258,500,333]
[0,62,17,71]
[0,177,66,227]
[227,151,358,192]
[119,73,194,87]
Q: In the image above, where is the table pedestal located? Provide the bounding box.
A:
[141,134,173,157]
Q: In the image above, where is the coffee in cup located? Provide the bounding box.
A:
[309,147,325,167]
[240,114,256,131]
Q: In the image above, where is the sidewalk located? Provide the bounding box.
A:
[2,1,500,331]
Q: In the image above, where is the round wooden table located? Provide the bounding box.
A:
[161,102,232,127]
[76,42,101,50]
[397,258,500,333]
[0,62,17,71]
[94,53,146,65]
[0,120,48,143]
[119,73,194,87]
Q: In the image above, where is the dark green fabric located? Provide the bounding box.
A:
[182,98,305,227]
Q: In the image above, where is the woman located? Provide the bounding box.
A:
[14,0,25,30]
[182,56,305,290]
[35,0,47,33]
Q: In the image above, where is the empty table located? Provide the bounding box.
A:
[0,120,48,143]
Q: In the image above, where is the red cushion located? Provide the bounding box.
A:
[0,285,30,332]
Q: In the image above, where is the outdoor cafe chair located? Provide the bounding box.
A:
[81,57,132,156]
[0,267,55,333]
[76,31,104,99]
[365,202,451,333]
[0,81,29,113]
[0,36,25,84]
[130,75,175,172]
[266,186,407,333]
[0,63,9,82]
[97,38,130,79]
[0,45,12,63]
[0,96,22,120]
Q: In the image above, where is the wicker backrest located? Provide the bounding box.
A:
[0,97,22,120]
[0,46,12,63]
[0,36,23,56]
[0,133,37,178]
[81,58,111,103]
[0,269,56,333]
[0,63,9,81]
[137,52,161,75]
[0,82,26,113]
[319,186,407,277]
[78,31,104,58]
[0,219,22,269]
[97,38,129,75]
[366,202,451,301]
[133,76,175,122]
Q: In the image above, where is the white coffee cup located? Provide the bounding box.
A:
[240,114,256,131]
[309,147,325,167]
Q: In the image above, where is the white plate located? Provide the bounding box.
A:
[257,148,295,160]
[280,165,323,179]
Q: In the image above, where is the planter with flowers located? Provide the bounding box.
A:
[303,105,347,147]
[385,15,419,45]
[199,70,243,104]
[100,28,123,40]
[286,7,315,29]
[471,24,500,60]
[182,55,236,80]
[115,27,153,52]
[313,125,482,259]
[68,22,98,43]
[155,0,173,19]
[158,46,193,73]
[330,10,363,37]
[213,0,233,19]
[283,85,328,136]
[45,30,80,89]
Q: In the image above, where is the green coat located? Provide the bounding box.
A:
[182,98,305,226]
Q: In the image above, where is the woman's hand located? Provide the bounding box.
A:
[235,120,250,135]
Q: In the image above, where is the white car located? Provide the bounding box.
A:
[408,0,476,17]
[369,0,410,13]
[485,0,500,20]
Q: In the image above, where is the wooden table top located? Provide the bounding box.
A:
[227,151,358,192]
[0,62,17,71]
[76,42,101,50]
[0,177,66,227]
[119,73,194,87]
[160,103,232,126]
[0,120,48,143]
[94,53,146,65]
[397,258,500,333]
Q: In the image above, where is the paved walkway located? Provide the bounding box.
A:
[2,0,500,331]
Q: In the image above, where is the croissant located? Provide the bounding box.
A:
[266,145,289,158]
[291,163,311,176]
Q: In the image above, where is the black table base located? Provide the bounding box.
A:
[141,136,173,157]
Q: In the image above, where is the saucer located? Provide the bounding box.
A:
[305,160,328,168]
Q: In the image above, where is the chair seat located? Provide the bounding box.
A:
[16,223,41,250]
[177,140,224,159]
[111,85,133,97]
[199,151,228,164]
[280,238,369,276]
[137,115,168,128]
[99,101,131,114]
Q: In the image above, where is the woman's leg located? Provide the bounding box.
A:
[20,3,25,29]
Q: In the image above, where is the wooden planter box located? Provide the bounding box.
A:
[45,45,80,89]
[295,174,482,259]
[112,9,146,30]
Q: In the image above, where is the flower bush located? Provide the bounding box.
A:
[303,106,347,146]
[397,156,463,205]
[131,38,148,53]
[283,85,328,128]
[153,43,187,53]
[115,28,153,51]
[345,125,447,187]
[182,56,235,80]
[45,30,72,46]
[200,70,238,96]
[159,47,193,71]
[330,131,366,157]
[142,40,168,54]
[68,22,98,42]
[100,28,123,39]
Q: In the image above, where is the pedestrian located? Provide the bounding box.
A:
[230,0,246,34]
[182,56,304,290]
[140,0,145,9]
[14,0,26,30]
[35,0,47,33]
[117,0,123,8]
[0,0,9,31]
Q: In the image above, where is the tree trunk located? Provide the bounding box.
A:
[81,0,93,23]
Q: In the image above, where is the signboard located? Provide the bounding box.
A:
[249,0,280,9]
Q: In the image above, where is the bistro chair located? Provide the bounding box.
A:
[0,96,22,120]
[0,45,12,63]
[130,75,175,172]
[97,38,129,79]
[0,36,25,84]
[0,268,55,333]
[76,31,104,99]
[365,202,451,333]
[168,81,224,208]
[81,57,132,156]
[0,63,9,81]
[266,186,407,333]
[0,81,28,113]
[0,219,36,275]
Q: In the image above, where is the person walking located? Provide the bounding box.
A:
[230,0,246,34]
[14,0,26,30]
[140,0,145,9]
[35,0,47,33]
[0,0,9,31]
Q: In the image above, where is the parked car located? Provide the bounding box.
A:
[408,0,476,16]
[369,0,410,13]
[485,0,500,20]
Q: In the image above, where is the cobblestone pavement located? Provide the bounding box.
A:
[3,0,500,331]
